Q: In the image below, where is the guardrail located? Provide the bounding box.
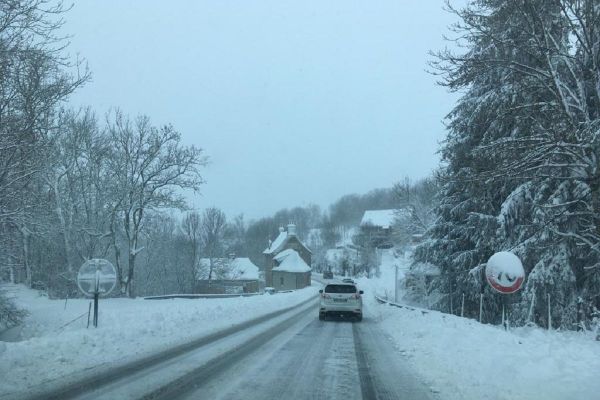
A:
[374,295,432,315]
[144,293,263,300]
[142,280,324,301]
[143,290,298,300]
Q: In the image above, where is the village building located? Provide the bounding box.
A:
[359,209,398,249]
[195,256,260,294]
[359,209,412,249]
[271,249,311,290]
[263,223,311,289]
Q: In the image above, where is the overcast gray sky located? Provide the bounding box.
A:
[65,1,465,220]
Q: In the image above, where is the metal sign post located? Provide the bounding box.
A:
[394,263,398,303]
[93,269,99,327]
[77,259,117,328]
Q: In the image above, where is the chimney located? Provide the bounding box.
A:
[279,226,285,233]
[228,252,236,261]
[287,223,296,236]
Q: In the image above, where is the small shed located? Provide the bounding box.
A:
[271,249,311,290]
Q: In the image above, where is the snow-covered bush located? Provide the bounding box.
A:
[0,286,27,330]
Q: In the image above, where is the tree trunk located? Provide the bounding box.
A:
[52,179,73,274]
[191,239,197,284]
[127,251,136,298]
[20,227,32,287]
[109,213,124,296]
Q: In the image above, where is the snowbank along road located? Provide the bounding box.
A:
[8,293,433,400]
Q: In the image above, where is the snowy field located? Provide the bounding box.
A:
[0,284,318,397]
[356,251,600,400]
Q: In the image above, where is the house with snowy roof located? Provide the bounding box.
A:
[263,223,311,289]
[195,255,260,294]
[359,209,411,249]
[271,249,311,290]
[360,209,403,229]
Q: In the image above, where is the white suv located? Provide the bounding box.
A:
[319,282,363,321]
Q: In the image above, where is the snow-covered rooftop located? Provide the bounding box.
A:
[272,249,311,273]
[263,224,311,255]
[273,248,296,262]
[198,257,259,280]
[360,209,409,229]
[228,258,260,279]
[263,230,287,254]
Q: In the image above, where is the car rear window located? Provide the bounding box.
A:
[324,284,357,293]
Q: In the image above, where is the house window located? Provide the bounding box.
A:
[280,276,284,286]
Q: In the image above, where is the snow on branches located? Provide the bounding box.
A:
[416,0,600,329]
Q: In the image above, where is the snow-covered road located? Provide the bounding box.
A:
[178,310,432,400]
[110,305,431,400]
[7,291,433,400]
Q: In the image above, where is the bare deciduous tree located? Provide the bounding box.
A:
[107,111,208,297]
[199,207,227,285]
[0,0,88,287]
[182,211,202,282]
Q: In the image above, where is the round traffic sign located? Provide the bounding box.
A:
[77,259,117,297]
[485,252,525,294]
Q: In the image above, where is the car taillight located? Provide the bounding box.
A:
[321,293,331,299]
[352,293,361,299]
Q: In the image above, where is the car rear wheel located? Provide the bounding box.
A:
[319,313,325,321]
[355,314,363,322]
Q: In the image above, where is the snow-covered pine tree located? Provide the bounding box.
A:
[415,0,547,319]
[416,0,600,327]
[476,0,600,328]
[508,1,600,329]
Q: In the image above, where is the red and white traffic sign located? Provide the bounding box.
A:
[485,252,525,294]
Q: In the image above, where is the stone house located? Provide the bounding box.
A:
[263,224,311,288]
[271,249,311,291]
